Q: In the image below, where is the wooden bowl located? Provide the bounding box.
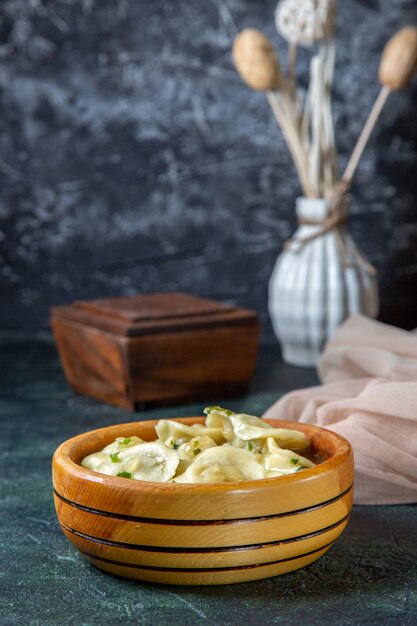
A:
[52,417,353,585]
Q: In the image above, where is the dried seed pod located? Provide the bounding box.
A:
[232,29,282,91]
[379,26,417,90]
[276,0,335,47]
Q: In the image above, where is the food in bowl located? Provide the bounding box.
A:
[52,415,354,585]
[81,406,316,483]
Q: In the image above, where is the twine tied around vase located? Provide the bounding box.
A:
[284,181,377,276]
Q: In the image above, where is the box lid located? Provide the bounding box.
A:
[51,292,258,337]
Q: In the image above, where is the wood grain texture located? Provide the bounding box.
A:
[52,292,256,337]
[52,417,354,585]
[2,336,416,622]
[51,317,130,409]
[51,293,260,409]
[73,292,235,324]
[126,323,260,404]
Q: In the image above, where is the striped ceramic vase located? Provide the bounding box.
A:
[268,197,379,367]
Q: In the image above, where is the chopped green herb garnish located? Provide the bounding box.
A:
[193,448,201,456]
[290,458,299,465]
[110,453,120,463]
[193,440,200,447]
[116,471,132,479]
[170,440,180,450]
[203,406,234,416]
[120,438,131,445]
[247,441,254,452]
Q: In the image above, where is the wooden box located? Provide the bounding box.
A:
[50,292,260,410]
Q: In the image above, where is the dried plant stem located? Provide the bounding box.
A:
[342,85,391,186]
[309,53,323,196]
[280,91,307,165]
[301,79,312,155]
[300,41,338,200]
[287,42,298,99]
[321,41,337,198]
[266,91,315,198]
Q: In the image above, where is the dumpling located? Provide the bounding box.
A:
[174,446,265,483]
[100,435,144,455]
[175,435,218,473]
[81,435,144,471]
[155,419,225,445]
[82,441,180,482]
[204,406,235,441]
[81,407,315,485]
[229,413,308,449]
[262,438,315,477]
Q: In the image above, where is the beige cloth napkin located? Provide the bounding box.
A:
[263,315,417,504]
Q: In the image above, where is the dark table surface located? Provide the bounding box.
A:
[1,335,416,626]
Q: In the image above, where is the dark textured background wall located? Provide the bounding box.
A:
[1,0,416,339]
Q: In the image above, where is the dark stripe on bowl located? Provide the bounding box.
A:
[53,483,353,526]
[80,540,335,573]
[59,513,349,553]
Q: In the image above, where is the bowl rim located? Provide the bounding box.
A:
[53,416,353,494]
